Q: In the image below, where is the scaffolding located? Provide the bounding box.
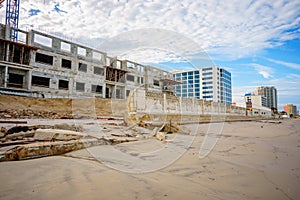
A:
[6,0,20,41]
[105,66,127,83]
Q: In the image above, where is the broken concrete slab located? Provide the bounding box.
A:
[5,131,35,141]
[0,138,108,161]
[110,131,134,137]
[133,126,152,135]
[34,129,87,141]
[105,136,138,144]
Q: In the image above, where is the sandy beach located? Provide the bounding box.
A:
[0,119,299,200]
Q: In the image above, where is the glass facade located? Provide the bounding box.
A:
[173,67,232,104]
[220,68,232,104]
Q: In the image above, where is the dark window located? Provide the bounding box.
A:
[202,67,212,71]
[116,89,121,99]
[203,72,213,76]
[32,76,50,87]
[91,85,103,94]
[202,86,213,89]
[12,45,21,63]
[8,73,23,88]
[76,82,85,92]
[35,52,53,65]
[59,80,69,90]
[202,77,212,80]
[141,77,144,84]
[78,63,87,72]
[137,77,140,83]
[127,74,134,82]
[94,66,104,75]
[62,59,72,69]
[203,91,213,94]
[203,81,213,85]
[126,90,131,97]
[153,79,160,86]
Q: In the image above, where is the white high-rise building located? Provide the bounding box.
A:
[254,86,278,109]
[173,66,232,104]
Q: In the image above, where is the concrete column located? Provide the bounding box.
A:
[5,43,10,62]
[5,25,11,40]
[27,70,32,90]
[27,31,35,46]
[122,86,126,99]
[102,83,106,98]
[112,85,116,99]
[163,94,167,113]
[4,65,8,88]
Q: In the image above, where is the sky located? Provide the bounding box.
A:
[1,0,299,111]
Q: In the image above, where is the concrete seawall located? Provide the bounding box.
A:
[0,94,127,117]
[126,89,272,124]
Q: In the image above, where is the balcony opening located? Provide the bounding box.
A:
[35,52,53,65]
[59,80,69,90]
[32,76,50,88]
[8,73,24,88]
[92,85,102,94]
[61,58,72,69]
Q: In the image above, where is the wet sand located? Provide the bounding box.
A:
[1,119,300,200]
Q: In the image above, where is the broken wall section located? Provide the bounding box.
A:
[127,88,272,124]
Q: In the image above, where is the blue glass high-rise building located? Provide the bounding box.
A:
[173,66,232,105]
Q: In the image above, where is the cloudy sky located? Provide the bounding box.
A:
[1,0,299,110]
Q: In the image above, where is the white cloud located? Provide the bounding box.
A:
[250,63,274,79]
[1,0,299,62]
[266,58,300,70]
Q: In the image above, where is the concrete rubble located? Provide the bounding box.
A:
[0,117,192,161]
[0,123,104,161]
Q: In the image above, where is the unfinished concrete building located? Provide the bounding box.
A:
[0,23,174,98]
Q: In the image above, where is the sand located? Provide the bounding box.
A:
[0,119,300,200]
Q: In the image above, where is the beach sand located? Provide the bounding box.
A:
[0,119,299,200]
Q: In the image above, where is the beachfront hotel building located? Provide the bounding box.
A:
[254,86,278,109]
[172,66,232,104]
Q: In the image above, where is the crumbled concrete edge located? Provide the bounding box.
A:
[0,138,108,162]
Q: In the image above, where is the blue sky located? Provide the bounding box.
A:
[0,0,299,110]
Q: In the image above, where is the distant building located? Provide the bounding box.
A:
[284,104,298,117]
[254,86,277,109]
[244,93,268,108]
[172,66,232,104]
